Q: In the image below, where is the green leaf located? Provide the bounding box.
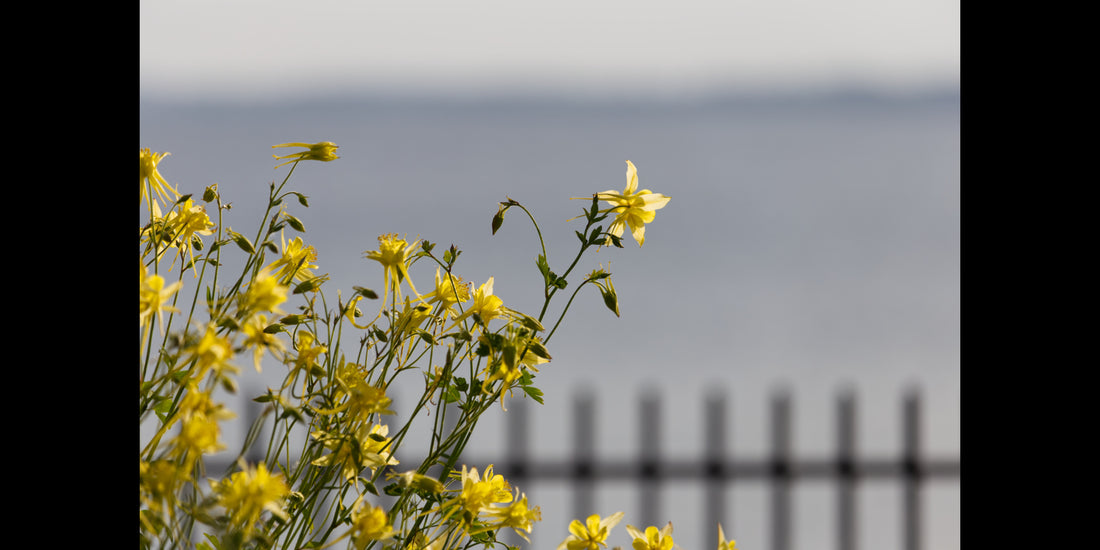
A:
[521,385,545,404]
[575,230,588,245]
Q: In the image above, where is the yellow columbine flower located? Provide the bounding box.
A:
[240,314,286,372]
[239,269,289,317]
[187,324,237,380]
[595,160,670,247]
[446,464,513,516]
[424,267,471,319]
[211,463,290,535]
[364,233,422,303]
[349,498,396,549]
[716,524,736,550]
[449,277,504,330]
[484,489,542,542]
[625,523,675,550]
[264,232,318,284]
[558,512,625,550]
[140,148,180,209]
[310,423,399,481]
[139,264,183,339]
[271,141,340,169]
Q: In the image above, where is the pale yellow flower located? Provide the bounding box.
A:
[239,269,289,317]
[140,148,180,209]
[163,198,216,276]
[423,267,471,319]
[310,423,399,481]
[595,160,670,247]
[264,232,318,284]
[187,324,237,380]
[483,489,542,541]
[139,264,183,339]
[272,141,340,169]
[240,314,287,372]
[364,233,422,302]
[626,523,675,550]
[211,463,290,534]
[450,464,513,516]
[716,524,736,550]
[449,277,504,329]
[349,498,395,549]
[558,512,625,550]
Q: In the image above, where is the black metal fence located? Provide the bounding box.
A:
[465,387,959,550]
[214,386,959,550]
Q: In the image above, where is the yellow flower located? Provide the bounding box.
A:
[239,269,289,317]
[240,314,286,372]
[625,523,675,550]
[187,324,237,380]
[310,423,399,481]
[140,459,190,517]
[449,277,504,330]
[364,233,422,303]
[271,141,340,169]
[595,160,670,247]
[163,198,216,276]
[264,232,318,284]
[716,524,736,550]
[449,464,513,516]
[349,498,395,549]
[211,463,290,534]
[558,512,625,550]
[292,330,327,373]
[140,148,180,209]
[423,267,471,319]
[484,489,542,541]
[139,264,183,339]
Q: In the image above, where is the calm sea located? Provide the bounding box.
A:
[140,90,960,550]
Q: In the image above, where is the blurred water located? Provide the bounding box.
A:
[140,90,959,550]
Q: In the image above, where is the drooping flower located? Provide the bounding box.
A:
[625,523,675,550]
[140,148,180,209]
[716,524,736,550]
[558,512,626,550]
[291,331,327,374]
[594,160,670,247]
[271,141,340,169]
[211,463,290,535]
[349,498,395,549]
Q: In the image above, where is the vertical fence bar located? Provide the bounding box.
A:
[770,389,792,550]
[836,388,857,550]
[573,391,596,519]
[704,393,728,550]
[902,388,922,550]
[503,397,530,548]
[639,392,661,528]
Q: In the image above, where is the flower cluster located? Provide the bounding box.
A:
[139,142,677,550]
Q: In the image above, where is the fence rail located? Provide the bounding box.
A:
[464,387,959,550]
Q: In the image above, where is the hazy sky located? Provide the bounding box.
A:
[139,0,959,100]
